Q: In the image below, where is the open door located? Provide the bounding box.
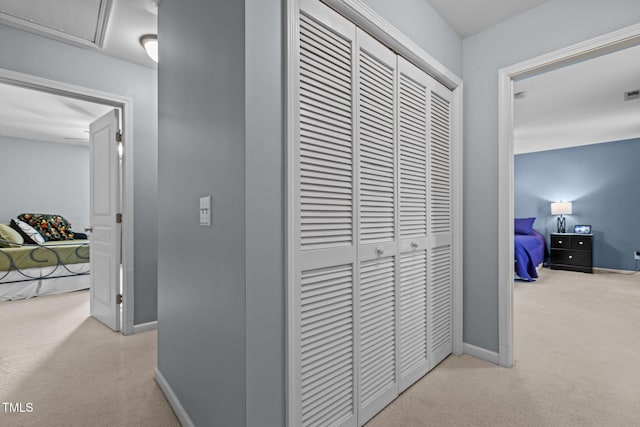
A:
[89,109,121,331]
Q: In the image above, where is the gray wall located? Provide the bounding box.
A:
[157,0,247,425]
[0,136,89,230]
[0,24,158,325]
[245,0,284,425]
[515,138,640,271]
[462,0,640,352]
[362,0,462,76]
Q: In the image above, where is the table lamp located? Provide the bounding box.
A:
[551,201,572,233]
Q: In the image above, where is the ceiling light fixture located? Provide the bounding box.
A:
[139,34,158,63]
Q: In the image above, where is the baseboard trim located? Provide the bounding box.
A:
[155,368,195,427]
[593,267,639,275]
[463,342,500,365]
[132,320,158,334]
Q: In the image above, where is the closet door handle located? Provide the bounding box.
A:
[375,248,384,256]
[411,242,418,249]
[84,227,93,233]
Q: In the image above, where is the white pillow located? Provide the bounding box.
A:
[11,218,45,245]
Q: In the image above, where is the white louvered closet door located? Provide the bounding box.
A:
[427,78,454,370]
[296,2,358,426]
[396,57,430,391]
[355,29,399,424]
[294,2,457,425]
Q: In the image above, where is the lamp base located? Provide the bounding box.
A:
[557,216,566,233]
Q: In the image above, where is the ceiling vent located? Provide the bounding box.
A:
[624,90,640,101]
[0,0,113,49]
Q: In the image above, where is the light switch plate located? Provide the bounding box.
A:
[199,196,211,226]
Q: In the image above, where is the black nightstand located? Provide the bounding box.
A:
[550,233,593,273]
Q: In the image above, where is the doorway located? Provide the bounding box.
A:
[497,23,640,367]
[0,67,135,334]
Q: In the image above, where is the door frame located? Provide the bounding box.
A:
[0,67,136,335]
[497,22,640,368]
[285,1,463,425]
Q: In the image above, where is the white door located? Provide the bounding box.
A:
[89,109,121,331]
[355,28,399,423]
[428,80,453,369]
[397,57,430,391]
[295,3,358,426]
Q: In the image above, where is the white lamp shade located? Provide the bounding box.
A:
[551,201,572,215]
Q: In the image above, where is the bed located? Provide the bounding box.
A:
[0,216,90,301]
[514,217,547,281]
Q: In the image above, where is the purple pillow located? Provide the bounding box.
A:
[514,217,536,235]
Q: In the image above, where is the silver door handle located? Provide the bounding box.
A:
[84,227,93,233]
[411,242,418,249]
[375,248,384,256]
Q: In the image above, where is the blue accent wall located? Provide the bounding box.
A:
[515,138,640,271]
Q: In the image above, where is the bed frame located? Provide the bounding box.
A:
[0,238,90,301]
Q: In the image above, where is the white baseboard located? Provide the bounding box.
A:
[593,267,638,275]
[155,368,195,427]
[132,320,158,334]
[463,342,500,365]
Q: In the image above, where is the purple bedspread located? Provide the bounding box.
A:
[514,230,546,281]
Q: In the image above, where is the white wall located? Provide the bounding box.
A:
[0,136,89,231]
[462,0,640,352]
[0,24,158,324]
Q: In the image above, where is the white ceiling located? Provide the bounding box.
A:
[1,0,637,152]
[102,0,157,68]
[514,44,640,154]
[0,82,113,145]
[427,0,551,37]
[0,0,157,68]
[0,0,105,42]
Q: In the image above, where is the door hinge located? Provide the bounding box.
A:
[116,213,123,223]
[116,294,123,304]
[116,131,122,142]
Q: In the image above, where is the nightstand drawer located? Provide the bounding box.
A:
[550,235,570,248]
[550,250,591,267]
[571,237,592,250]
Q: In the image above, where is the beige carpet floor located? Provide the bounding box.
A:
[2,269,639,426]
[367,268,640,427]
[0,290,179,427]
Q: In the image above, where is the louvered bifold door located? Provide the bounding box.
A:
[355,29,399,425]
[296,2,357,426]
[396,57,430,391]
[427,77,454,370]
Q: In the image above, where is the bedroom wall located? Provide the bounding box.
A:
[515,138,640,271]
[0,24,158,325]
[0,136,89,230]
[462,0,640,353]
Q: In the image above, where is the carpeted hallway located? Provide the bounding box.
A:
[0,290,179,427]
[1,269,638,426]
[367,268,640,426]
